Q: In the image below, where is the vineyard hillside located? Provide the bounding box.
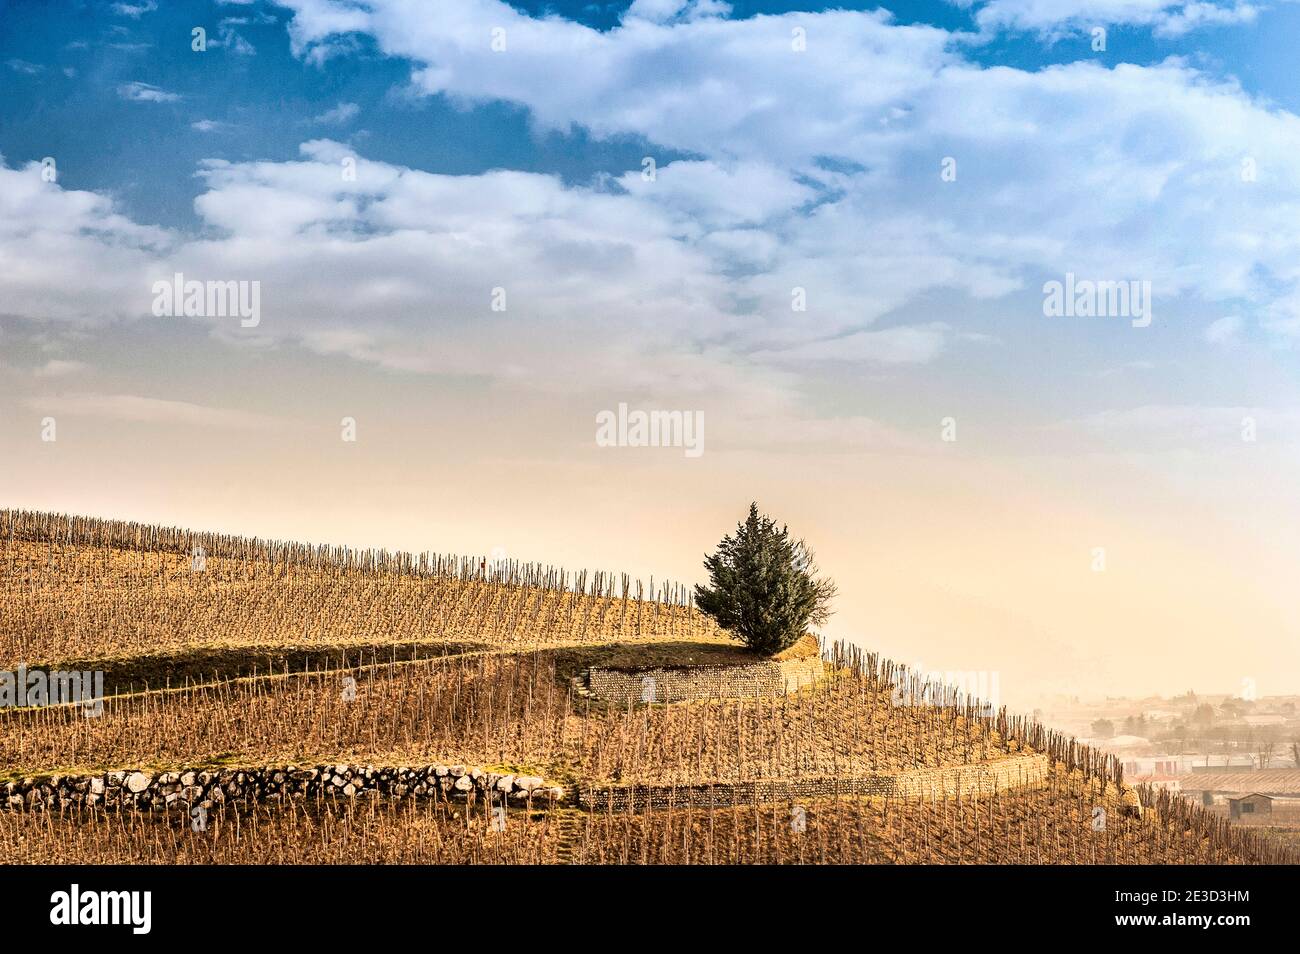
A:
[1,510,1293,865]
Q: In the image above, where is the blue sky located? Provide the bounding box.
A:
[1,0,691,227]
[3,1,1298,229]
[3,0,1300,699]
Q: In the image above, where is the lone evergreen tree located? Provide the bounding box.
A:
[694,503,836,655]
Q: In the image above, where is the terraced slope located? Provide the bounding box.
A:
[2,536,719,684]
[2,510,1294,865]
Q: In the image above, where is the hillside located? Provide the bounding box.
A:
[1,509,1293,865]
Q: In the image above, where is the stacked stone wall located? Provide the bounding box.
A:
[2,763,564,813]
[577,754,1050,810]
[586,656,824,704]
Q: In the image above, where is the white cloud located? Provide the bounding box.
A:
[1204,314,1243,344]
[954,0,1259,37]
[7,59,44,75]
[264,3,1300,316]
[117,81,180,103]
[1260,287,1300,336]
[311,101,360,125]
[32,359,89,378]
[752,324,956,365]
[6,4,1300,450]
[625,0,733,23]
[23,393,282,431]
[615,160,815,228]
[279,4,954,166]
[112,1,158,18]
[1156,1,1260,35]
[213,23,258,56]
[0,158,169,324]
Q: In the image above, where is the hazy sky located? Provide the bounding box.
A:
[2,0,1299,705]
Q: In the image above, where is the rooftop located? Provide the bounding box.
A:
[1177,771,1300,795]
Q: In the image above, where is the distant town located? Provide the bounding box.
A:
[1031,690,1300,844]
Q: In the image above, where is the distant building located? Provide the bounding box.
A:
[1242,714,1287,727]
[1131,773,1182,793]
[1227,794,1273,820]
[1124,755,1192,776]
[1177,770,1300,807]
[1188,757,1256,773]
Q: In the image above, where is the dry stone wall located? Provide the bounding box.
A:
[4,755,1050,817]
[586,656,824,704]
[577,754,1050,811]
[2,763,564,813]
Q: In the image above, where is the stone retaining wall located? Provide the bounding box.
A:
[577,754,1050,811]
[4,755,1050,817]
[586,656,824,704]
[2,763,564,813]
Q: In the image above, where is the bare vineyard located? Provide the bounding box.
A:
[2,774,1287,865]
[3,648,1029,782]
[2,799,558,865]
[2,509,1295,865]
[1,510,696,604]
[1,509,713,667]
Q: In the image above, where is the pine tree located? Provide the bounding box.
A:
[694,503,836,655]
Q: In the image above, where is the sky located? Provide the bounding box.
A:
[2,0,1299,706]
